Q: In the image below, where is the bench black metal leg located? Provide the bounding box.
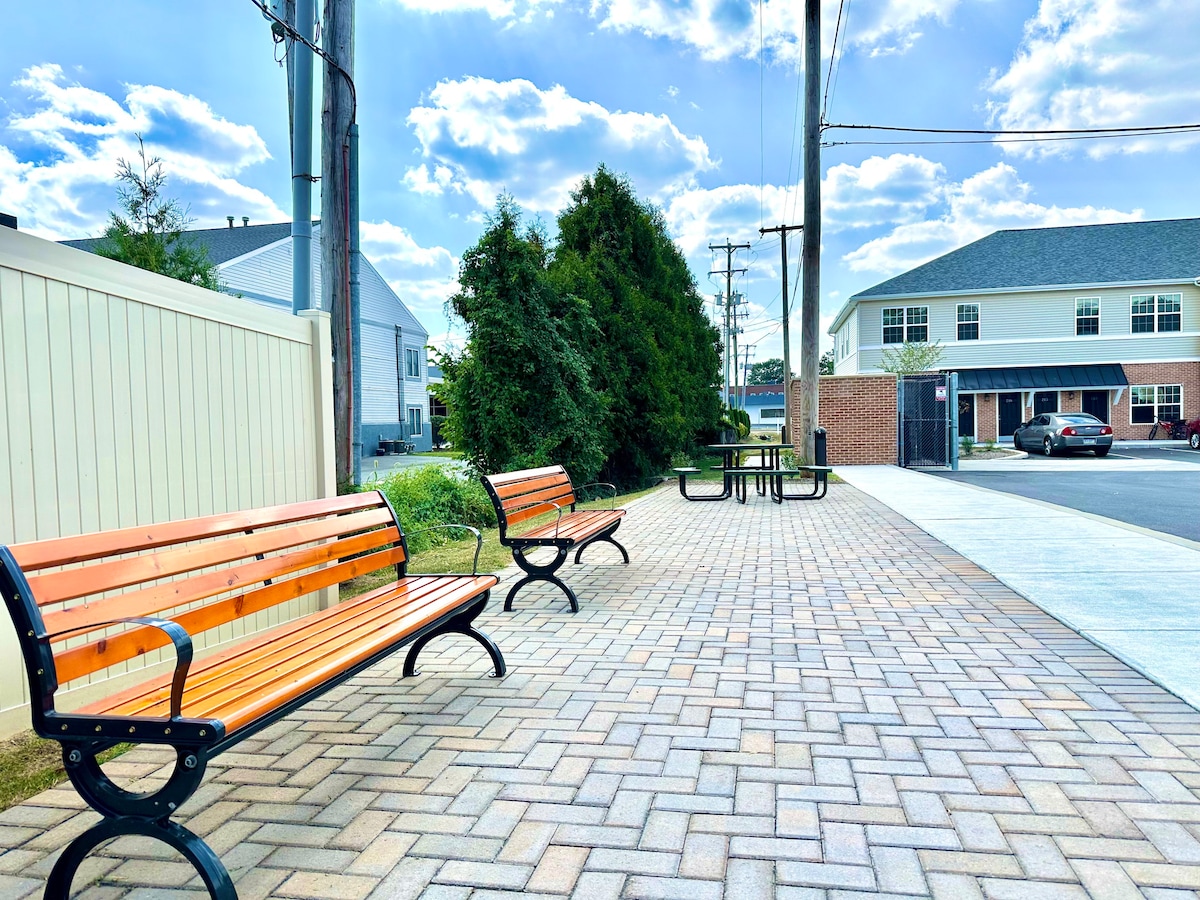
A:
[403,593,507,678]
[573,529,629,565]
[46,816,235,900]
[49,743,233,900]
[504,547,579,613]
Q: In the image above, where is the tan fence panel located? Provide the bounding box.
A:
[0,228,335,737]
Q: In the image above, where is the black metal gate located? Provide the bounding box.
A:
[898,373,952,467]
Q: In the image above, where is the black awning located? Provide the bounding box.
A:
[953,364,1128,392]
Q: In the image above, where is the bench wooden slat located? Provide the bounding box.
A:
[82,575,498,731]
[97,573,487,715]
[518,510,625,543]
[10,493,385,571]
[498,483,576,512]
[484,465,564,487]
[42,526,402,642]
[27,506,394,606]
[492,474,573,502]
[52,544,406,684]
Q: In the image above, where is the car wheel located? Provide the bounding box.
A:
[1191,432,1200,451]
[1013,434,1022,451]
[1095,447,1109,457]
[1043,436,1054,457]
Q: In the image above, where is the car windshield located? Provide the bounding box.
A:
[1058,414,1101,424]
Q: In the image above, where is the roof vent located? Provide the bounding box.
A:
[227,216,235,229]
[242,216,250,227]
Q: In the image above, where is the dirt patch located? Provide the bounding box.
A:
[959,449,1024,460]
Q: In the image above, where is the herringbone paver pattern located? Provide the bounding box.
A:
[4,483,1200,898]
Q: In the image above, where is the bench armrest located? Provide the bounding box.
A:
[575,482,618,510]
[47,617,193,720]
[404,524,484,575]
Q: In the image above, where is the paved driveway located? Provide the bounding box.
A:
[8,484,1200,898]
[938,447,1200,543]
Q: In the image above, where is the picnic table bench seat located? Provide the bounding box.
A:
[0,492,504,900]
[483,466,630,613]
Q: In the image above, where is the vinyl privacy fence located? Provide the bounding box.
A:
[0,228,335,738]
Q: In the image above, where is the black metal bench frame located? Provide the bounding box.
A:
[0,495,505,900]
[483,468,629,613]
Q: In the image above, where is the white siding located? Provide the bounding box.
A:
[0,229,334,737]
[851,284,1200,372]
[361,321,400,422]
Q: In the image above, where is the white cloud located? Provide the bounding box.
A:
[385,0,560,20]
[0,64,283,239]
[987,0,1200,156]
[823,154,944,229]
[405,76,715,212]
[360,219,460,324]
[590,0,963,64]
[843,162,1142,274]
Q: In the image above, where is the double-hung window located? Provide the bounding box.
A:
[1075,297,1100,335]
[882,306,928,344]
[1131,384,1182,423]
[405,347,421,378]
[1131,293,1182,333]
[407,406,423,437]
[956,303,979,341]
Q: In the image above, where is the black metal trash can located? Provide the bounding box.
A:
[813,427,827,467]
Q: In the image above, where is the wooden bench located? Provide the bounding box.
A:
[0,492,504,899]
[482,466,629,612]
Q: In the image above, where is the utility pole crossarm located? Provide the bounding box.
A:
[708,241,752,410]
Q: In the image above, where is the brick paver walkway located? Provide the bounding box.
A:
[4,483,1200,899]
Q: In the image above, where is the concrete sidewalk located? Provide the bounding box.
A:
[839,465,1200,712]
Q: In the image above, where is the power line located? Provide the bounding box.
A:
[822,0,847,122]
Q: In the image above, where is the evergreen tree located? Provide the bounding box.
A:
[439,197,606,482]
[551,166,721,487]
[97,137,220,289]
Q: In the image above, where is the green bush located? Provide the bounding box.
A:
[374,466,497,556]
[959,436,975,456]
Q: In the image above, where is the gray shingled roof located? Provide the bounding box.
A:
[62,222,297,265]
[852,218,1200,300]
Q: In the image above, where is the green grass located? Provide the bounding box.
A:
[0,734,131,812]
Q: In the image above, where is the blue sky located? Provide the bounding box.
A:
[2,0,1197,366]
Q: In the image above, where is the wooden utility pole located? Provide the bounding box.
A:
[759,223,802,439]
[708,240,750,409]
[798,0,822,462]
[322,0,354,486]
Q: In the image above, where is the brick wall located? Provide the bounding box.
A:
[796,374,898,465]
[1112,362,1200,439]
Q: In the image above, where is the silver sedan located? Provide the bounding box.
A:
[1013,412,1113,457]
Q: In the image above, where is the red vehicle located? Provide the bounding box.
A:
[1188,417,1200,451]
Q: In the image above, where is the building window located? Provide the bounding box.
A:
[956,303,979,341]
[882,306,928,344]
[761,408,785,420]
[1131,384,1182,423]
[1076,297,1100,336]
[407,406,423,437]
[1132,293,1182,333]
[405,347,421,378]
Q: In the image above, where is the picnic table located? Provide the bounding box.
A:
[673,441,831,503]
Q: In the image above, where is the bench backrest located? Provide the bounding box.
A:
[482,466,576,538]
[0,492,406,715]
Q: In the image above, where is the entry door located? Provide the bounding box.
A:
[998,392,1023,438]
[1082,390,1109,423]
[958,395,976,438]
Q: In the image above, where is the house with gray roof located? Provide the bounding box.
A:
[63,220,432,454]
[829,218,1200,442]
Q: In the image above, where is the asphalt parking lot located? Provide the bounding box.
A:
[935,446,1200,542]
